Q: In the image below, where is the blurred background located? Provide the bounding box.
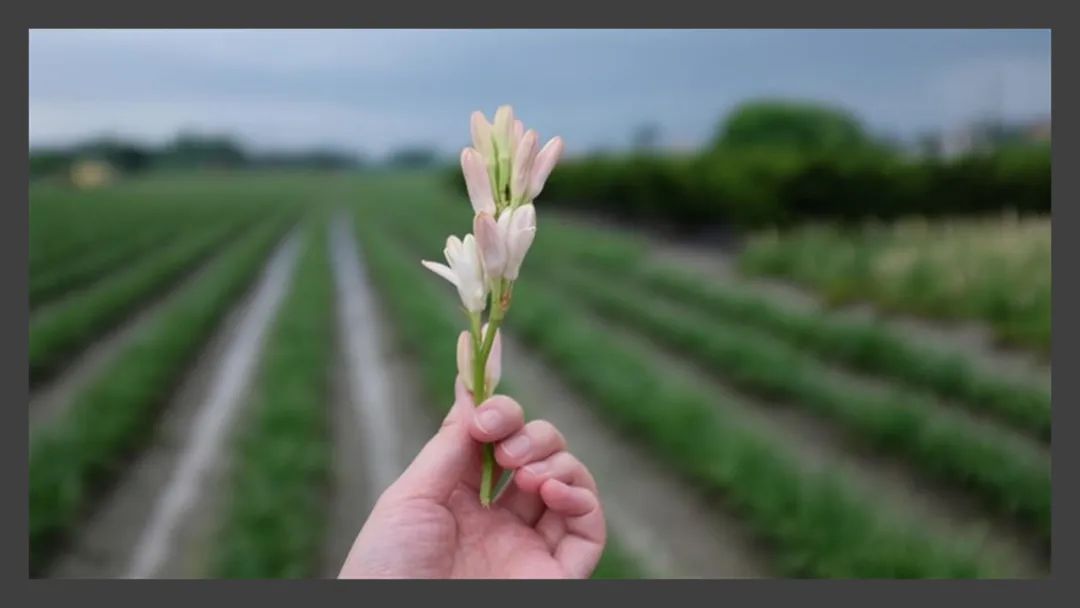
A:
[29,29,1051,579]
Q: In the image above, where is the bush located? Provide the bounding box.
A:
[541,143,1050,229]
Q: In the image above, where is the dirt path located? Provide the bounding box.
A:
[47,233,301,579]
[30,238,243,432]
[500,333,772,578]
[550,297,1049,578]
[553,212,1050,388]
[319,215,436,578]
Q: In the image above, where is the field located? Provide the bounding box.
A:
[28,170,1052,579]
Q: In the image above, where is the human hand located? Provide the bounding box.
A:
[338,379,606,579]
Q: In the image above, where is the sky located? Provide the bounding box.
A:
[28,29,1052,158]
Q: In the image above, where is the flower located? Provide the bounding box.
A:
[465,106,564,209]
[511,130,539,204]
[498,203,537,280]
[470,111,495,161]
[421,234,488,312]
[457,326,502,394]
[473,212,507,284]
[461,148,496,215]
[528,136,564,201]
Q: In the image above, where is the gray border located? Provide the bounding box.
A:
[8,10,1069,603]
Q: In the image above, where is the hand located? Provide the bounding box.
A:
[338,379,606,579]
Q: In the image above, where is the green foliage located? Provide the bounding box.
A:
[716,99,871,154]
[30,219,255,385]
[542,143,1050,229]
[531,220,1050,439]
[210,219,335,578]
[739,215,1051,352]
[534,264,1050,540]
[29,218,293,575]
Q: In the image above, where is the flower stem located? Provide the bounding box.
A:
[472,282,508,507]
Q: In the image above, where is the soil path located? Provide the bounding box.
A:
[319,215,436,578]
[47,233,301,579]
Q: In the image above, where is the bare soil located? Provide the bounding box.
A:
[319,215,437,578]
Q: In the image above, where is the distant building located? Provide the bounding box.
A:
[928,116,1051,158]
[69,158,115,190]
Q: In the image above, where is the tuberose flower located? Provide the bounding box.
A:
[498,203,537,280]
[511,130,539,204]
[457,326,502,393]
[465,106,564,210]
[421,234,488,312]
[473,212,507,284]
[470,111,495,161]
[528,136,564,201]
[461,148,496,215]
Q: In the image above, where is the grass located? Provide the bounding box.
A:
[738,215,1051,352]
[29,216,295,575]
[209,218,335,578]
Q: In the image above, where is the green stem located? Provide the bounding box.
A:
[472,282,509,507]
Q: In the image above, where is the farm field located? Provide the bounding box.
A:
[28,170,1052,579]
[738,216,1051,353]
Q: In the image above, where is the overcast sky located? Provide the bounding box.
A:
[29,29,1052,158]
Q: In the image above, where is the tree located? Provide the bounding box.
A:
[715,99,870,153]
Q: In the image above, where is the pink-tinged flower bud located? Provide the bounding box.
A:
[455,325,502,393]
[470,111,494,161]
[473,211,506,283]
[511,119,525,154]
[498,203,537,280]
[486,324,502,391]
[510,130,539,203]
[492,106,515,202]
[457,330,474,392]
[528,136,564,201]
[493,105,515,153]
[460,147,495,215]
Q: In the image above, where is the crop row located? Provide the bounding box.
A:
[209,219,334,578]
[358,202,992,578]
[524,218,1052,440]
[31,220,216,308]
[530,262,1050,541]
[29,216,295,575]
[29,216,262,385]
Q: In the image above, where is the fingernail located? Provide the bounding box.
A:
[501,434,531,459]
[522,461,547,476]
[477,408,503,434]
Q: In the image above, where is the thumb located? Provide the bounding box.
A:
[386,377,477,503]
